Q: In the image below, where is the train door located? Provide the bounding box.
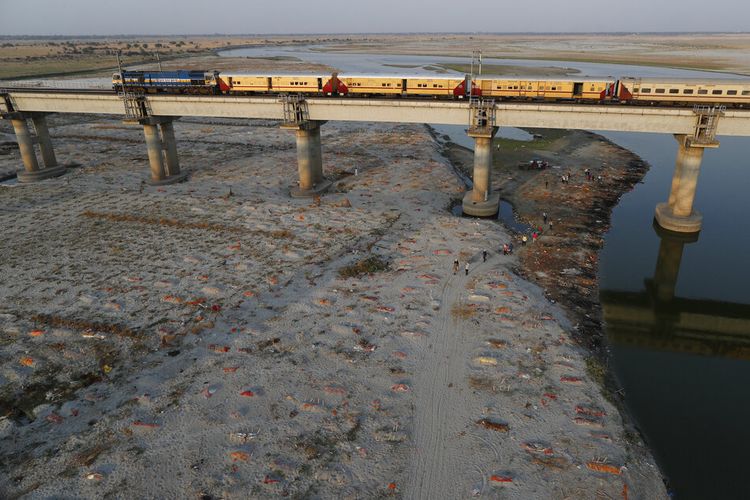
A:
[267,77,272,92]
[518,81,527,98]
[402,79,407,96]
[317,78,323,91]
[573,82,584,97]
[537,81,545,100]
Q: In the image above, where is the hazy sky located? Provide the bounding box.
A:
[1,0,748,35]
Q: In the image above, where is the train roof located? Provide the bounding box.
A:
[217,72,618,81]
[620,76,750,85]
[333,74,616,81]
[218,72,327,78]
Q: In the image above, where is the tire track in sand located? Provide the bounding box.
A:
[408,260,485,499]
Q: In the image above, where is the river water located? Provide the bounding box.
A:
[221,45,750,498]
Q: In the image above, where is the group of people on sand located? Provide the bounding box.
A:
[452,250,490,276]
[453,258,470,276]
[452,207,558,274]
[517,210,556,246]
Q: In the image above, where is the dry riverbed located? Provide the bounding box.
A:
[0,115,665,498]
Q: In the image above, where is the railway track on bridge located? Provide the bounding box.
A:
[0,86,733,110]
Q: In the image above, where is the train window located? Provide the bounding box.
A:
[698,89,708,94]
[513,86,518,90]
[712,90,723,95]
[641,88,651,93]
[727,90,738,95]
[743,91,750,96]
[551,87,557,90]
[683,89,694,94]
[527,86,532,90]
[669,89,679,94]
[655,89,665,93]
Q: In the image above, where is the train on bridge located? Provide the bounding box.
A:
[112,70,750,107]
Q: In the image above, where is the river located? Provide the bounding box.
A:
[221,44,750,499]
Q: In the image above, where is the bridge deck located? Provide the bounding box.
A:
[3,91,750,136]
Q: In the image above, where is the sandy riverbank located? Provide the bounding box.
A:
[441,128,649,352]
[5,32,750,82]
[0,115,665,498]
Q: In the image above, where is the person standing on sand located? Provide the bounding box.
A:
[532,231,538,243]
[465,262,469,276]
[453,258,459,275]
[522,235,528,246]
[482,250,487,262]
[543,212,548,224]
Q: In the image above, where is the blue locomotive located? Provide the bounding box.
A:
[112,70,219,94]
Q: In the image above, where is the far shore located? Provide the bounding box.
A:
[3,33,750,80]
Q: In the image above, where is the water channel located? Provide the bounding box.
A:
[221,45,750,498]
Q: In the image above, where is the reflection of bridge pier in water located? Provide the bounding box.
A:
[601,223,750,359]
[647,223,699,303]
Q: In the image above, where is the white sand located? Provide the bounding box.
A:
[0,116,666,498]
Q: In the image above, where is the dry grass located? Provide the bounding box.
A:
[468,376,497,393]
[451,302,476,319]
[80,210,295,241]
[82,210,244,232]
[338,255,390,279]
[30,313,140,340]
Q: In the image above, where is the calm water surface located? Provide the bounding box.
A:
[597,132,750,499]
[221,45,750,498]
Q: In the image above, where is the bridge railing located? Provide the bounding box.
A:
[0,78,111,91]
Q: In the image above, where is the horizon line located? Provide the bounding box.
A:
[2,30,750,38]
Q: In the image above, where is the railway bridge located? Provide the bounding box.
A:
[2,89,750,232]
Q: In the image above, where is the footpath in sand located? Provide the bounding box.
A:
[0,116,665,498]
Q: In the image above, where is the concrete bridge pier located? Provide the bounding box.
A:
[9,113,67,183]
[284,120,331,198]
[462,127,500,217]
[654,134,716,233]
[140,117,187,185]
